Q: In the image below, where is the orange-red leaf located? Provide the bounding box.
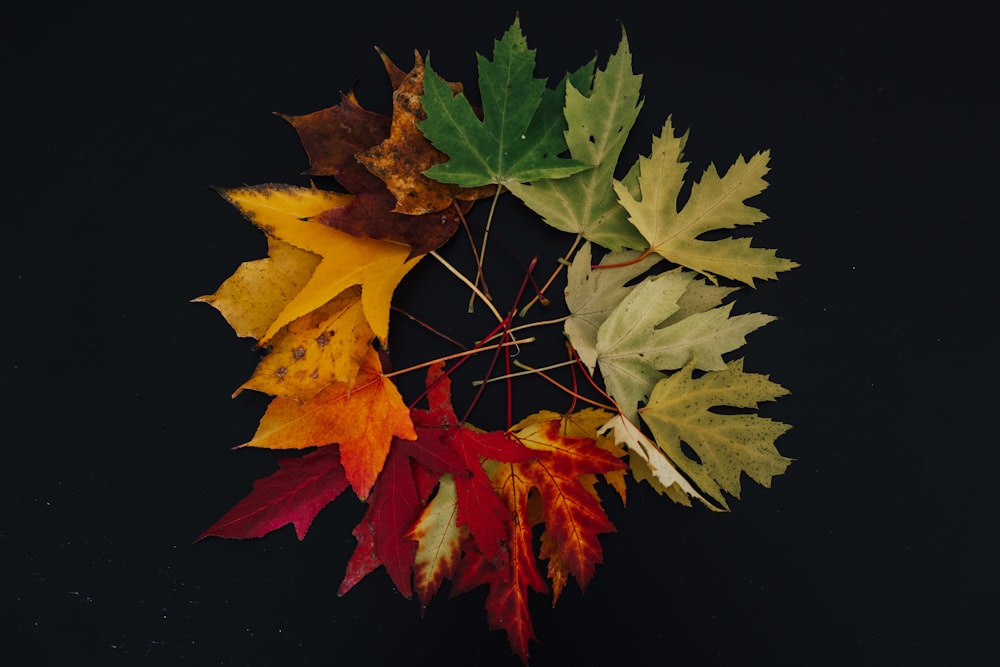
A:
[507,414,625,591]
[239,347,416,499]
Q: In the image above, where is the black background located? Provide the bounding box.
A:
[5,2,996,665]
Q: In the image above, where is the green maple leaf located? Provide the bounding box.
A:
[640,358,792,508]
[594,269,775,422]
[419,16,592,188]
[506,27,647,250]
[613,118,798,286]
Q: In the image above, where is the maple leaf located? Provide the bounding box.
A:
[419,16,592,188]
[280,88,472,255]
[239,347,416,500]
[338,363,531,601]
[194,234,321,341]
[413,362,536,570]
[357,49,497,215]
[640,358,792,508]
[507,412,625,591]
[451,411,625,662]
[594,268,775,422]
[613,117,798,286]
[215,184,421,344]
[199,445,349,541]
[277,90,391,193]
[338,432,465,599]
[235,285,374,398]
[598,413,717,509]
[507,27,648,250]
[563,241,663,371]
[407,473,467,608]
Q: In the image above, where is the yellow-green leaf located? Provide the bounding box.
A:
[639,358,792,508]
[614,119,798,286]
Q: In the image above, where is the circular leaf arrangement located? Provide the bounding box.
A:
[196,16,797,664]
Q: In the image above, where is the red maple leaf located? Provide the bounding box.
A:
[198,445,350,541]
[451,413,626,663]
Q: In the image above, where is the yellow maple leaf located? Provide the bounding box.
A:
[235,285,374,399]
[216,184,423,344]
[193,237,320,340]
[238,347,417,499]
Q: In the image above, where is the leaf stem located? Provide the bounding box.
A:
[468,186,504,312]
[503,360,617,412]
[478,315,569,344]
[471,359,578,385]
[518,233,582,317]
[430,250,504,324]
[593,246,656,269]
[382,338,534,379]
[390,305,467,350]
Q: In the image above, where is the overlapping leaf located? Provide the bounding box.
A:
[640,358,792,509]
[358,49,497,215]
[595,269,774,421]
[238,347,416,500]
[198,15,798,667]
[507,28,648,250]
[214,184,421,345]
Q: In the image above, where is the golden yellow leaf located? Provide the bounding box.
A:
[236,286,374,399]
[216,184,423,344]
[193,237,320,340]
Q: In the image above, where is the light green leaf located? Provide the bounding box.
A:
[507,27,647,250]
[419,16,591,188]
[595,270,775,421]
[563,241,662,371]
[614,120,798,285]
[640,359,792,508]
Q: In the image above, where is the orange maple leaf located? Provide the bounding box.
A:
[238,347,417,499]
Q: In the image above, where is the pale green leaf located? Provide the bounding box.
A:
[563,241,661,371]
[595,270,775,421]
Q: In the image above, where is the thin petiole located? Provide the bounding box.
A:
[382,338,534,379]
[430,250,504,324]
[519,233,582,317]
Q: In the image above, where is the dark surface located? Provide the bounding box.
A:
[4,2,996,665]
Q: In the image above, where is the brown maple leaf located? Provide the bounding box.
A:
[277,65,485,257]
[358,49,497,215]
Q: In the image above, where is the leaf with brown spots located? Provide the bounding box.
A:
[236,285,375,399]
[358,49,497,215]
